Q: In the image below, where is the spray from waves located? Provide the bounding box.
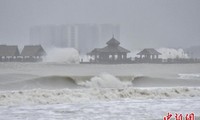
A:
[77,73,133,88]
[157,48,189,59]
[0,87,200,106]
[43,48,79,64]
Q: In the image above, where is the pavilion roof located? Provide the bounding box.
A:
[88,36,130,55]
[88,46,130,55]
[106,37,120,46]
[99,46,130,53]
[0,45,20,56]
[21,45,46,56]
[137,48,161,55]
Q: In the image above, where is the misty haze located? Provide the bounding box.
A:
[0,0,200,120]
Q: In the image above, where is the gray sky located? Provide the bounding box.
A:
[0,0,200,49]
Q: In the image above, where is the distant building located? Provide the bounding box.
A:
[30,24,120,54]
[21,45,46,62]
[136,48,162,63]
[0,45,20,62]
[88,36,130,64]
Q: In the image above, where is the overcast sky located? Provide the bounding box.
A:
[0,0,200,49]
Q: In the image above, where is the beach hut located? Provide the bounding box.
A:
[0,45,20,62]
[88,36,131,63]
[21,45,46,62]
[136,48,162,63]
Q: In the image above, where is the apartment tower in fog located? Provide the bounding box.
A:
[30,24,120,54]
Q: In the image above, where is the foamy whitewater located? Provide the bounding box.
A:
[44,48,80,64]
[157,48,189,59]
[0,62,200,119]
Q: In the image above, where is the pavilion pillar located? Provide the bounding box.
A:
[119,53,122,60]
[94,54,97,61]
[156,55,159,59]
[147,55,149,60]
[140,55,142,59]
[112,54,115,61]
[106,54,109,60]
[100,54,104,61]
[124,54,127,59]
[152,55,155,60]
[144,54,146,59]
[99,54,101,60]
[122,54,124,59]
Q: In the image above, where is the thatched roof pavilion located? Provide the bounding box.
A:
[0,45,20,61]
[137,48,161,62]
[88,37,130,63]
[0,45,20,57]
[21,45,46,62]
[137,48,161,56]
[21,45,46,57]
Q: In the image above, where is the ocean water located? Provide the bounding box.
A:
[0,63,200,119]
[1,98,200,120]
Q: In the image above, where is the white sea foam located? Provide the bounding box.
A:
[1,98,200,120]
[78,73,133,88]
[44,48,80,64]
[0,87,200,106]
[178,73,200,79]
[157,48,189,59]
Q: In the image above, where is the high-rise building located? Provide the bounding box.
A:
[29,24,120,54]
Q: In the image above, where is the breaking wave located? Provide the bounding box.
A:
[0,87,200,106]
[0,73,135,90]
[78,73,133,88]
[1,73,200,91]
[1,73,200,106]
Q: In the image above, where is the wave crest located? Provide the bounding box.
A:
[78,73,133,88]
[0,76,81,90]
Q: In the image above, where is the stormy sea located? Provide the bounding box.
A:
[0,63,200,120]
